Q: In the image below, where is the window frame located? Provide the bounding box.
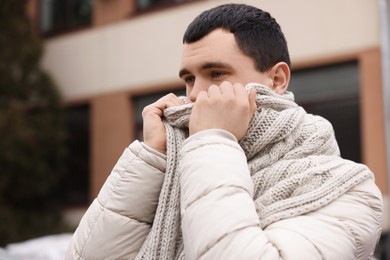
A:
[133,0,203,14]
[38,0,93,37]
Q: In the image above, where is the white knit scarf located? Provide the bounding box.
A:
[135,83,373,260]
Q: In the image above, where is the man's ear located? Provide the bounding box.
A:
[269,62,290,94]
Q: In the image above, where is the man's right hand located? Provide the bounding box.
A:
[142,93,184,154]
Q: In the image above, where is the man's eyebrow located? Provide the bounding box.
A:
[201,62,232,70]
[179,62,232,78]
[179,68,191,78]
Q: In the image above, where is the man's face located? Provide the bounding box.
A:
[179,29,273,102]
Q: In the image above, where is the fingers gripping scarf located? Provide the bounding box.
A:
[135,84,373,260]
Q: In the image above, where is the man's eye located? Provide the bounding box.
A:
[211,71,225,78]
[184,76,195,84]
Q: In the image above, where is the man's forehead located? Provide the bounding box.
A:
[180,43,232,69]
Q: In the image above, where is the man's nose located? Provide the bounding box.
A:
[188,79,209,103]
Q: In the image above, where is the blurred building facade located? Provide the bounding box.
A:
[27,0,389,237]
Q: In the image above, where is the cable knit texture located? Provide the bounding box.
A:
[135,83,373,260]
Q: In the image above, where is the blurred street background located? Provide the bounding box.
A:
[0,0,389,259]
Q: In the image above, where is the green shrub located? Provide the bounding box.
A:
[0,0,68,246]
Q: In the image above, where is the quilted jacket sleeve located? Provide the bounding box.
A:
[179,129,383,260]
[65,140,166,260]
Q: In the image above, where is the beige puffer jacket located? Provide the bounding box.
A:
[66,130,383,260]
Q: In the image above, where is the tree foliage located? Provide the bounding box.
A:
[0,0,68,245]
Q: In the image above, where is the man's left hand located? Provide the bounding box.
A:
[189,81,257,140]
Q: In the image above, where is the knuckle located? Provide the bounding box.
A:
[142,105,151,115]
[166,93,176,99]
[142,104,158,117]
[233,83,243,89]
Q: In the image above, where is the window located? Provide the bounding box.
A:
[39,0,93,35]
[132,88,186,140]
[289,61,361,162]
[61,104,90,206]
[136,0,192,12]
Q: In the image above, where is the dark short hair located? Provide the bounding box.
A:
[183,3,291,72]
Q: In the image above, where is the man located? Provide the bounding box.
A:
[66,4,383,259]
